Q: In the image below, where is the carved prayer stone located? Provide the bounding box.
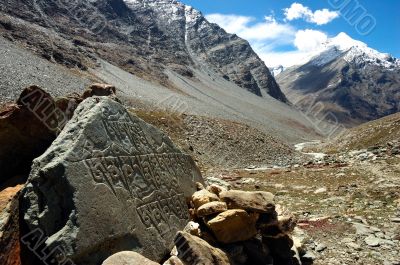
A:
[21,97,203,265]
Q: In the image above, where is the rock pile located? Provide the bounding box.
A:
[161,184,300,265]
[106,183,301,265]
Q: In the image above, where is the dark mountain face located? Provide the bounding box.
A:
[277,44,400,127]
[0,0,287,102]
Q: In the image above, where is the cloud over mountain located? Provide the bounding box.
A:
[284,2,339,25]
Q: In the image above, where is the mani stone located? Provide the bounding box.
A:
[219,190,275,213]
[21,97,204,265]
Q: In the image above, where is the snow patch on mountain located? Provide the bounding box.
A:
[308,32,399,68]
[270,65,285,76]
[310,46,342,66]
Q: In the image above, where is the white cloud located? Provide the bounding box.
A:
[205,13,331,68]
[284,3,339,25]
[205,14,254,35]
[259,30,328,66]
[311,9,340,25]
[206,14,295,43]
[256,50,315,69]
[294,29,328,51]
[284,3,311,20]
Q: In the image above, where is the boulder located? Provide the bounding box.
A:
[0,86,59,183]
[206,209,258,244]
[196,201,227,217]
[278,216,297,233]
[206,177,232,191]
[263,235,299,265]
[183,221,201,237]
[223,244,247,264]
[364,235,380,247]
[219,190,275,213]
[207,184,227,196]
[163,256,184,265]
[173,232,230,265]
[221,239,273,265]
[21,97,203,265]
[0,184,23,265]
[260,215,297,237]
[191,189,219,209]
[102,251,159,265]
[242,239,273,265]
[82,83,119,102]
[55,93,82,121]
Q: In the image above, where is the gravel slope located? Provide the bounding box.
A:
[0,37,91,102]
[0,36,322,147]
[94,60,322,143]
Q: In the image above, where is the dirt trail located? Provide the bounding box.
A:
[295,141,327,160]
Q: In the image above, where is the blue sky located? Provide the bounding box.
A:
[180,0,400,67]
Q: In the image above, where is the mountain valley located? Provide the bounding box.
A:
[0,0,399,265]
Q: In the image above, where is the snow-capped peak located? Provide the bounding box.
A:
[326,32,367,51]
[270,65,285,77]
[308,32,398,68]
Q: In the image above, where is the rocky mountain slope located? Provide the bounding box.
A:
[324,112,400,152]
[133,109,305,173]
[0,0,322,144]
[277,33,400,127]
[0,0,285,102]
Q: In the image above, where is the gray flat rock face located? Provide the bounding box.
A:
[22,97,203,265]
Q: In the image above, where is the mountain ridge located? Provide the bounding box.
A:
[0,0,287,102]
[277,32,400,126]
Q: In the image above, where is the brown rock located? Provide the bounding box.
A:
[188,208,196,220]
[223,244,247,264]
[219,190,275,213]
[395,198,400,208]
[206,209,258,244]
[183,221,201,237]
[257,211,278,226]
[263,235,298,265]
[0,184,24,265]
[196,201,227,217]
[174,232,230,265]
[55,93,82,120]
[191,189,219,209]
[102,251,159,265]
[200,231,218,246]
[82,83,118,101]
[195,182,205,191]
[207,184,227,196]
[0,86,59,183]
[260,215,297,237]
[242,239,273,265]
[163,256,184,265]
[278,215,297,234]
